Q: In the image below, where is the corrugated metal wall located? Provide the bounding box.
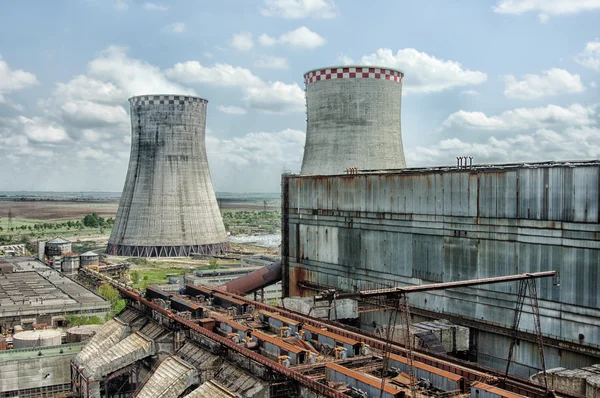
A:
[282,162,600,374]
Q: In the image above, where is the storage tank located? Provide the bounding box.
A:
[45,237,72,257]
[80,251,99,267]
[12,329,62,349]
[61,253,80,274]
[107,95,229,257]
[301,66,406,175]
[66,325,103,343]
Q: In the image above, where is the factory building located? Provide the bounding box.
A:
[0,256,110,333]
[107,95,228,258]
[0,342,86,397]
[281,160,600,378]
[301,66,406,175]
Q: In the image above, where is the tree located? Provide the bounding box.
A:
[207,259,219,269]
[83,213,100,228]
[130,270,140,284]
[97,283,120,304]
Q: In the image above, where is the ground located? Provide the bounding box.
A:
[0,194,281,288]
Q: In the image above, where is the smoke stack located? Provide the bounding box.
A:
[301,66,406,175]
[107,95,228,257]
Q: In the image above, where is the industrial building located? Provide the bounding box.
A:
[56,67,599,398]
[0,256,110,333]
[107,94,228,258]
[301,66,406,175]
[0,342,86,397]
[280,160,600,378]
[73,269,566,398]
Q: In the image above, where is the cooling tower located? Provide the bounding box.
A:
[107,95,228,257]
[301,66,406,175]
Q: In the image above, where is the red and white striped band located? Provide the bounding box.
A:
[304,67,403,85]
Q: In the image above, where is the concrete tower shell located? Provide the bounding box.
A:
[301,66,406,175]
[107,95,228,257]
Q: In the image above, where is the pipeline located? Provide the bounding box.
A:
[220,261,282,296]
[116,286,346,398]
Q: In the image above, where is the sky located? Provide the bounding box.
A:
[0,0,599,193]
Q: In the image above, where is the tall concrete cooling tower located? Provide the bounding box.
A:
[107,95,228,258]
[301,66,406,175]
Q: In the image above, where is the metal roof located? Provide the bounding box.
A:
[46,237,70,244]
[80,251,99,257]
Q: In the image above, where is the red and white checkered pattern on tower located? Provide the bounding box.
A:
[304,67,403,85]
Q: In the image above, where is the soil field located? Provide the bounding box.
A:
[0,198,279,221]
[0,199,119,221]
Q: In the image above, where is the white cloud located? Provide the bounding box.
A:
[504,68,585,99]
[54,75,124,103]
[0,94,24,111]
[460,89,480,96]
[163,22,185,33]
[243,81,305,114]
[260,0,336,19]
[591,81,598,88]
[114,0,128,10]
[337,54,354,65]
[206,128,305,191]
[493,0,600,21]
[259,34,278,47]
[208,128,304,166]
[254,55,289,69]
[0,57,38,108]
[408,126,600,167]
[259,27,326,50]
[167,61,304,113]
[88,46,194,97]
[18,116,69,143]
[0,58,39,93]
[143,2,168,11]
[166,62,263,87]
[442,103,597,131]
[217,105,248,115]
[360,48,487,93]
[203,52,213,59]
[231,32,254,52]
[60,100,129,127]
[575,40,600,71]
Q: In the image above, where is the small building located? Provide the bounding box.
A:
[0,260,14,274]
[80,251,100,267]
[45,237,72,257]
[61,253,80,274]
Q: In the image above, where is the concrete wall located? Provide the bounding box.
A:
[0,343,83,396]
[282,162,600,372]
[301,66,406,175]
[108,95,228,257]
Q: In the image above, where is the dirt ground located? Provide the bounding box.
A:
[0,198,279,221]
[0,199,118,221]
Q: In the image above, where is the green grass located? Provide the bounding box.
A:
[0,217,110,245]
[131,268,186,289]
[222,210,281,234]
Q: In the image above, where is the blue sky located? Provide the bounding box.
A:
[1,0,599,192]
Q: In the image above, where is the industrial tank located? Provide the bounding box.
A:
[301,66,406,175]
[107,95,229,257]
[79,251,99,267]
[61,253,80,274]
[66,325,103,343]
[45,237,72,257]
[12,329,62,349]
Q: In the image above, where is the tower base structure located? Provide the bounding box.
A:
[106,242,229,258]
